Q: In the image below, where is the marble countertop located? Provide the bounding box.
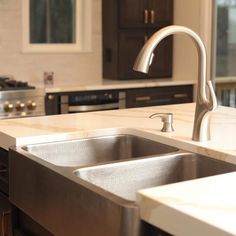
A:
[138,172,236,236]
[0,103,236,235]
[33,78,196,93]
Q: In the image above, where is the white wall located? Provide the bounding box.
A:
[173,0,201,81]
[173,0,214,83]
[0,0,102,85]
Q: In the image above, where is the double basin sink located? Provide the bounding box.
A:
[10,128,236,236]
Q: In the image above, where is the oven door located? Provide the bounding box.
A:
[60,91,126,114]
[67,103,119,113]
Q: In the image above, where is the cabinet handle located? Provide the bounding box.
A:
[144,9,149,24]
[144,35,148,44]
[174,93,188,98]
[135,96,151,101]
[1,211,11,236]
[48,94,55,100]
[150,10,155,24]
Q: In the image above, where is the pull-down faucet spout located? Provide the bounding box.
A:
[133,25,217,142]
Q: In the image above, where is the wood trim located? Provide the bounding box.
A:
[22,0,92,53]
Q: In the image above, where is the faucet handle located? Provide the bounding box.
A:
[149,113,174,132]
[207,80,218,111]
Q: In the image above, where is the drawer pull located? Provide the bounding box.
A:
[150,10,155,24]
[174,93,188,98]
[68,103,119,112]
[48,95,55,100]
[135,96,151,101]
[144,9,149,24]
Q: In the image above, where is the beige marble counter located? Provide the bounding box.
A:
[138,172,236,236]
[33,78,196,93]
[0,103,236,235]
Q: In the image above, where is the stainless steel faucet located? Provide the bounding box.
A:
[133,25,217,142]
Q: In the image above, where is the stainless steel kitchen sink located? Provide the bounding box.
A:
[75,152,236,201]
[22,133,178,167]
[12,130,236,236]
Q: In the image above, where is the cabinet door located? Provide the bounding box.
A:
[119,0,173,29]
[45,94,60,115]
[119,0,148,28]
[148,0,173,27]
[0,194,12,236]
[119,30,148,79]
[125,85,193,108]
[148,31,173,78]
[119,30,172,79]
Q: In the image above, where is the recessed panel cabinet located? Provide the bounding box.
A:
[119,30,172,79]
[119,0,173,28]
[103,0,173,80]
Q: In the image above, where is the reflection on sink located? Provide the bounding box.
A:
[22,134,178,167]
[75,152,236,201]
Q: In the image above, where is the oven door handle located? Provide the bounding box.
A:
[68,103,119,112]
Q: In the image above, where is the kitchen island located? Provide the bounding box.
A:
[0,103,236,235]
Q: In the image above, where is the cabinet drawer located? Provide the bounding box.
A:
[0,193,12,236]
[0,148,9,195]
[125,85,193,108]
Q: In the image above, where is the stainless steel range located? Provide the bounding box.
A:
[0,77,45,119]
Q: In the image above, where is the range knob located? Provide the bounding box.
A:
[4,101,14,112]
[15,101,25,111]
[27,100,37,110]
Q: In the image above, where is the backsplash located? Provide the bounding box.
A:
[0,0,102,85]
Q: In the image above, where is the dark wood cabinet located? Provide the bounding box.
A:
[125,85,193,108]
[103,0,173,80]
[12,211,53,236]
[119,30,172,79]
[45,94,60,115]
[0,148,11,236]
[0,147,51,236]
[119,0,173,28]
[119,0,147,28]
[0,193,12,236]
[119,30,148,79]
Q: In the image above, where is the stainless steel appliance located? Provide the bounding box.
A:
[0,77,45,236]
[0,77,45,119]
[60,90,126,114]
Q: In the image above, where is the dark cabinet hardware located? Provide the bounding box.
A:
[144,9,149,24]
[150,10,155,24]
[135,96,151,101]
[174,93,189,98]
